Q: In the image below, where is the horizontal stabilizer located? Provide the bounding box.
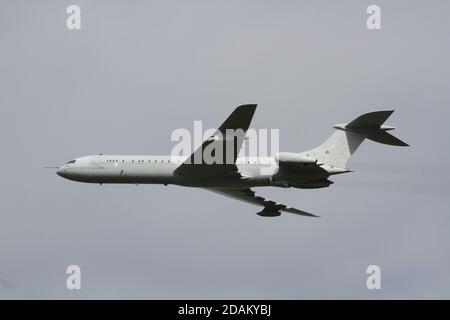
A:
[367,131,409,146]
[347,110,394,128]
[333,110,409,147]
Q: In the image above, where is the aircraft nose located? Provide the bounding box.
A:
[56,167,66,178]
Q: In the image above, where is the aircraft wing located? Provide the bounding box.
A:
[207,188,319,217]
[174,104,257,179]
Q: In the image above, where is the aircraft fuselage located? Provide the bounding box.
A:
[56,155,331,189]
[57,155,280,188]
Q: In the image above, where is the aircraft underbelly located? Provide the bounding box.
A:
[65,162,328,187]
[172,177,271,188]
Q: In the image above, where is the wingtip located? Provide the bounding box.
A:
[303,211,320,218]
[377,109,395,114]
[228,104,257,118]
[237,104,257,110]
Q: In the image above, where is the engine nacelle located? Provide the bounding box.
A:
[275,152,317,164]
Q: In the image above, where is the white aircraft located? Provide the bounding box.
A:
[55,105,408,217]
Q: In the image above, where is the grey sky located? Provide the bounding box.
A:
[0,0,449,299]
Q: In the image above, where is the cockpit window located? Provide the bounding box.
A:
[66,160,76,164]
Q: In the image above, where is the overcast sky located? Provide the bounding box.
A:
[0,0,449,299]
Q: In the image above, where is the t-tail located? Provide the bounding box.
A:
[300,110,409,170]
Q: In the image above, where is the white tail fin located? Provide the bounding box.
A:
[300,111,408,169]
